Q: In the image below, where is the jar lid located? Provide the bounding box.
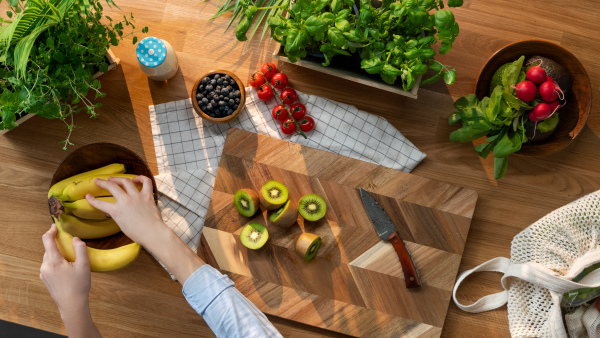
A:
[136,37,167,67]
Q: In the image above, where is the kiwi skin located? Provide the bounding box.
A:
[260,180,289,210]
[295,233,321,261]
[269,200,298,228]
[234,189,260,217]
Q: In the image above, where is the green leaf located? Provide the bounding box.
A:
[494,157,508,179]
[336,9,350,21]
[448,112,461,125]
[448,0,463,7]
[449,126,489,143]
[297,0,311,9]
[434,9,455,29]
[132,36,138,44]
[501,55,525,91]
[493,132,522,158]
[381,72,397,84]
[6,11,12,19]
[443,69,456,84]
[502,91,531,110]
[327,27,346,48]
[335,19,351,32]
[428,60,443,72]
[361,58,384,74]
[420,72,441,85]
[439,40,452,54]
[142,27,149,33]
[316,0,330,11]
[382,64,403,76]
[285,29,308,53]
[235,17,251,41]
[305,16,328,36]
[537,113,559,133]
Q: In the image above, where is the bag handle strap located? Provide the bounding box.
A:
[452,257,511,313]
[502,262,600,294]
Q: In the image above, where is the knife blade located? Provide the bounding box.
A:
[360,188,421,288]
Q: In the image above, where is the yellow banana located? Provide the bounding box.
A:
[48,163,125,199]
[59,214,121,239]
[60,174,141,201]
[64,197,116,220]
[53,217,141,272]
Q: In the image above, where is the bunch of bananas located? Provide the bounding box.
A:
[48,163,143,272]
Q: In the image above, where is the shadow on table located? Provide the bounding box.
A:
[147,67,190,107]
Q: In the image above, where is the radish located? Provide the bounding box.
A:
[512,80,537,102]
[539,80,564,102]
[546,76,554,83]
[547,100,560,113]
[526,63,547,84]
[529,102,552,122]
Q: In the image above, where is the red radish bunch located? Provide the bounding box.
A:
[251,62,316,136]
[513,80,537,102]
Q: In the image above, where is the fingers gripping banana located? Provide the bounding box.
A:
[59,214,121,239]
[48,163,125,199]
[60,174,141,201]
[53,217,141,272]
[64,197,116,220]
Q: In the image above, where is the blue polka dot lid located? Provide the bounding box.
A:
[136,37,167,68]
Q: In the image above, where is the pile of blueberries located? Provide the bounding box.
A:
[196,73,242,118]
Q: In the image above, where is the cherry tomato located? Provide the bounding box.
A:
[280,88,297,105]
[270,73,288,90]
[281,118,297,135]
[272,104,289,121]
[290,103,306,120]
[299,116,315,132]
[261,63,277,80]
[249,72,265,88]
[257,84,274,101]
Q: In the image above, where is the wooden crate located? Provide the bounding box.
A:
[273,43,422,99]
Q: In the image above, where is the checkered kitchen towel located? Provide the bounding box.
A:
[150,87,426,259]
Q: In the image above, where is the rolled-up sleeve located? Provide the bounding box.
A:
[182,265,282,338]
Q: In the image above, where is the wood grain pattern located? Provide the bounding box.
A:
[1,0,600,337]
[200,128,478,336]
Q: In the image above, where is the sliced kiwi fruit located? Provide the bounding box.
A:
[234,189,260,217]
[298,193,327,221]
[260,180,288,210]
[295,233,321,262]
[269,200,298,228]
[240,223,269,250]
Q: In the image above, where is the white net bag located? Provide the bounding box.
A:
[452,190,600,338]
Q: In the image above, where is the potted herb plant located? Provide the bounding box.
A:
[353,0,462,91]
[0,0,147,148]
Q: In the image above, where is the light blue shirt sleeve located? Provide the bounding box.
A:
[182,265,283,338]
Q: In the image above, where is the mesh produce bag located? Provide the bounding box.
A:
[452,190,600,338]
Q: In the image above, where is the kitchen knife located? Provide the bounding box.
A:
[360,188,421,288]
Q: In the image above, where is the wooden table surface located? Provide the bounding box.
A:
[0,0,598,337]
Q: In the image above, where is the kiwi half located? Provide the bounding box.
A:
[295,233,321,262]
[240,223,269,250]
[298,194,326,221]
[260,180,288,210]
[269,200,298,228]
[234,189,260,217]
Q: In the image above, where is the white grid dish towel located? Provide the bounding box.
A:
[149,87,426,256]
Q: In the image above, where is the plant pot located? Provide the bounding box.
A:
[0,48,119,135]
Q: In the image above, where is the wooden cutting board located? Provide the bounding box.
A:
[197,128,478,337]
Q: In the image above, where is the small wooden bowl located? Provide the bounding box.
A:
[191,69,246,124]
[475,40,592,156]
[49,143,157,249]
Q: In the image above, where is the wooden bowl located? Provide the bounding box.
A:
[49,143,157,249]
[191,69,246,124]
[475,40,592,156]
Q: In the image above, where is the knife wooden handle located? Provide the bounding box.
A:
[388,232,421,288]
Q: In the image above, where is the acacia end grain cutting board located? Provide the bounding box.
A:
[197,128,478,337]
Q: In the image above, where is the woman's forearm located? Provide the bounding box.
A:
[144,222,206,284]
[60,300,101,338]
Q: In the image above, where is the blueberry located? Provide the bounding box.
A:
[221,88,229,95]
[233,90,241,98]
[201,77,210,85]
[207,92,214,99]
[210,79,216,86]
[210,99,216,105]
[214,74,221,80]
[201,97,208,104]
[206,84,213,91]
[218,100,225,106]
[235,98,240,104]
[227,108,233,115]
[232,104,239,111]
[228,92,235,99]
[197,100,202,107]
[200,104,207,111]
[222,80,229,86]
[218,95,224,100]
[206,103,213,110]
[198,84,204,91]
[216,85,222,90]
[196,93,202,99]
[217,78,223,85]
[228,99,235,106]
[222,75,230,81]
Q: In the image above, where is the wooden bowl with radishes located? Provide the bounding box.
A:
[475,40,592,156]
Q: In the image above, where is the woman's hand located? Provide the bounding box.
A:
[86,176,165,248]
[40,224,101,337]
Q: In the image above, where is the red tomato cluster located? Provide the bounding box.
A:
[249,62,316,134]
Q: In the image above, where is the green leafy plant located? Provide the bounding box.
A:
[0,0,147,148]
[354,0,462,91]
[449,56,538,179]
[267,0,358,65]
